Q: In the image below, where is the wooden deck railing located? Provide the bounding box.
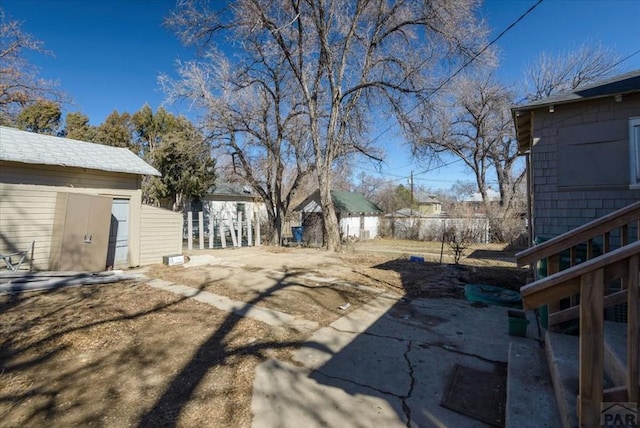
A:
[516,202,640,427]
[517,201,640,327]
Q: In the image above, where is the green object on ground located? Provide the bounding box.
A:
[508,310,529,337]
[464,284,522,308]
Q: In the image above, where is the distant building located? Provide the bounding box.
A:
[462,188,501,215]
[413,191,442,215]
[294,190,383,243]
[183,181,266,246]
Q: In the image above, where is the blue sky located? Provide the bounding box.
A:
[3,0,640,190]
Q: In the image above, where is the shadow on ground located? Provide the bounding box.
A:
[0,270,334,427]
[252,257,531,427]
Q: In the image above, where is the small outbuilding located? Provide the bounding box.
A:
[0,126,183,271]
[294,190,383,243]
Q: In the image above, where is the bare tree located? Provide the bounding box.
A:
[164,0,488,251]
[402,72,524,240]
[161,50,316,244]
[0,9,62,123]
[523,42,620,101]
[355,172,386,202]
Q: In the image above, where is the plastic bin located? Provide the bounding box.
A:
[291,226,304,243]
[508,309,529,337]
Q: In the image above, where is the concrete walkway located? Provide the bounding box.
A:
[252,296,536,428]
[145,275,548,427]
[146,278,319,332]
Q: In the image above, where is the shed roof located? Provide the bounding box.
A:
[205,181,257,198]
[511,69,640,153]
[294,190,383,215]
[0,126,160,176]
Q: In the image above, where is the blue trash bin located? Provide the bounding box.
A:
[291,226,303,243]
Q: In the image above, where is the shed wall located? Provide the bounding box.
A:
[338,215,379,239]
[0,162,142,270]
[139,205,182,265]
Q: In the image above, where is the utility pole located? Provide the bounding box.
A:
[410,170,414,208]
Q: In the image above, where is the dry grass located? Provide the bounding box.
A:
[0,239,529,427]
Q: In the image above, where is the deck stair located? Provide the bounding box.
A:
[512,202,640,427]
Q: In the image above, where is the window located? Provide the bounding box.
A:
[630,117,640,188]
[236,202,246,217]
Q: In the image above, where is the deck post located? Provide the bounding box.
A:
[579,268,604,427]
[247,209,253,246]
[219,217,227,248]
[628,255,639,403]
[187,211,193,250]
[255,213,261,246]
[228,216,237,247]
[237,212,243,247]
[198,211,204,250]
[209,215,214,249]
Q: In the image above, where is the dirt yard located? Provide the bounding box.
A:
[0,239,528,427]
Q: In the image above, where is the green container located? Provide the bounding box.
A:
[508,310,529,337]
[537,304,549,329]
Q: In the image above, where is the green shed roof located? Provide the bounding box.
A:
[330,190,382,214]
[294,190,383,215]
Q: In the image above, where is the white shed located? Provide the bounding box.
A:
[294,190,383,241]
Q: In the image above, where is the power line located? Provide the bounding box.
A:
[364,157,468,186]
[368,0,545,147]
[358,0,544,188]
[612,48,640,69]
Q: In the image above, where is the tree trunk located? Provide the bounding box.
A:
[318,173,341,251]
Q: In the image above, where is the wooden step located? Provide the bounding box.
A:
[506,341,560,427]
[545,323,629,428]
[545,330,579,428]
[604,320,628,387]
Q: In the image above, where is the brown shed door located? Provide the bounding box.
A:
[84,195,112,271]
[51,193,113,271]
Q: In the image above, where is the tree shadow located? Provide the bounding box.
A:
[0,269,334,427]
[1,250,530,427]
[290,256,530,427]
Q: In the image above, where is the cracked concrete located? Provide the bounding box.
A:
[252,295,538,427]
[143,274,533,426]
[401,340,415,428]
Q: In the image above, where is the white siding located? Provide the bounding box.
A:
[0,185,57,270]
[1,161,139,189]
[363,216,380,238]
[339,216,360,238]
[139,205,182,265]
[339,215,379,239]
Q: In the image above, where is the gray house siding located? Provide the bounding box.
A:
[529,92,640,240]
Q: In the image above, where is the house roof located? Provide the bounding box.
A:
[294,190,383,215]
[413,191,441,204]
[204,181,258,198]
[386,208,422,218]
[511,69,640,153]
[0,126,161,176]
[464,188,500,202]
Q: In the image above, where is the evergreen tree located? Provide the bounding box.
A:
[63,111,95,141]
[16,99,61,135]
